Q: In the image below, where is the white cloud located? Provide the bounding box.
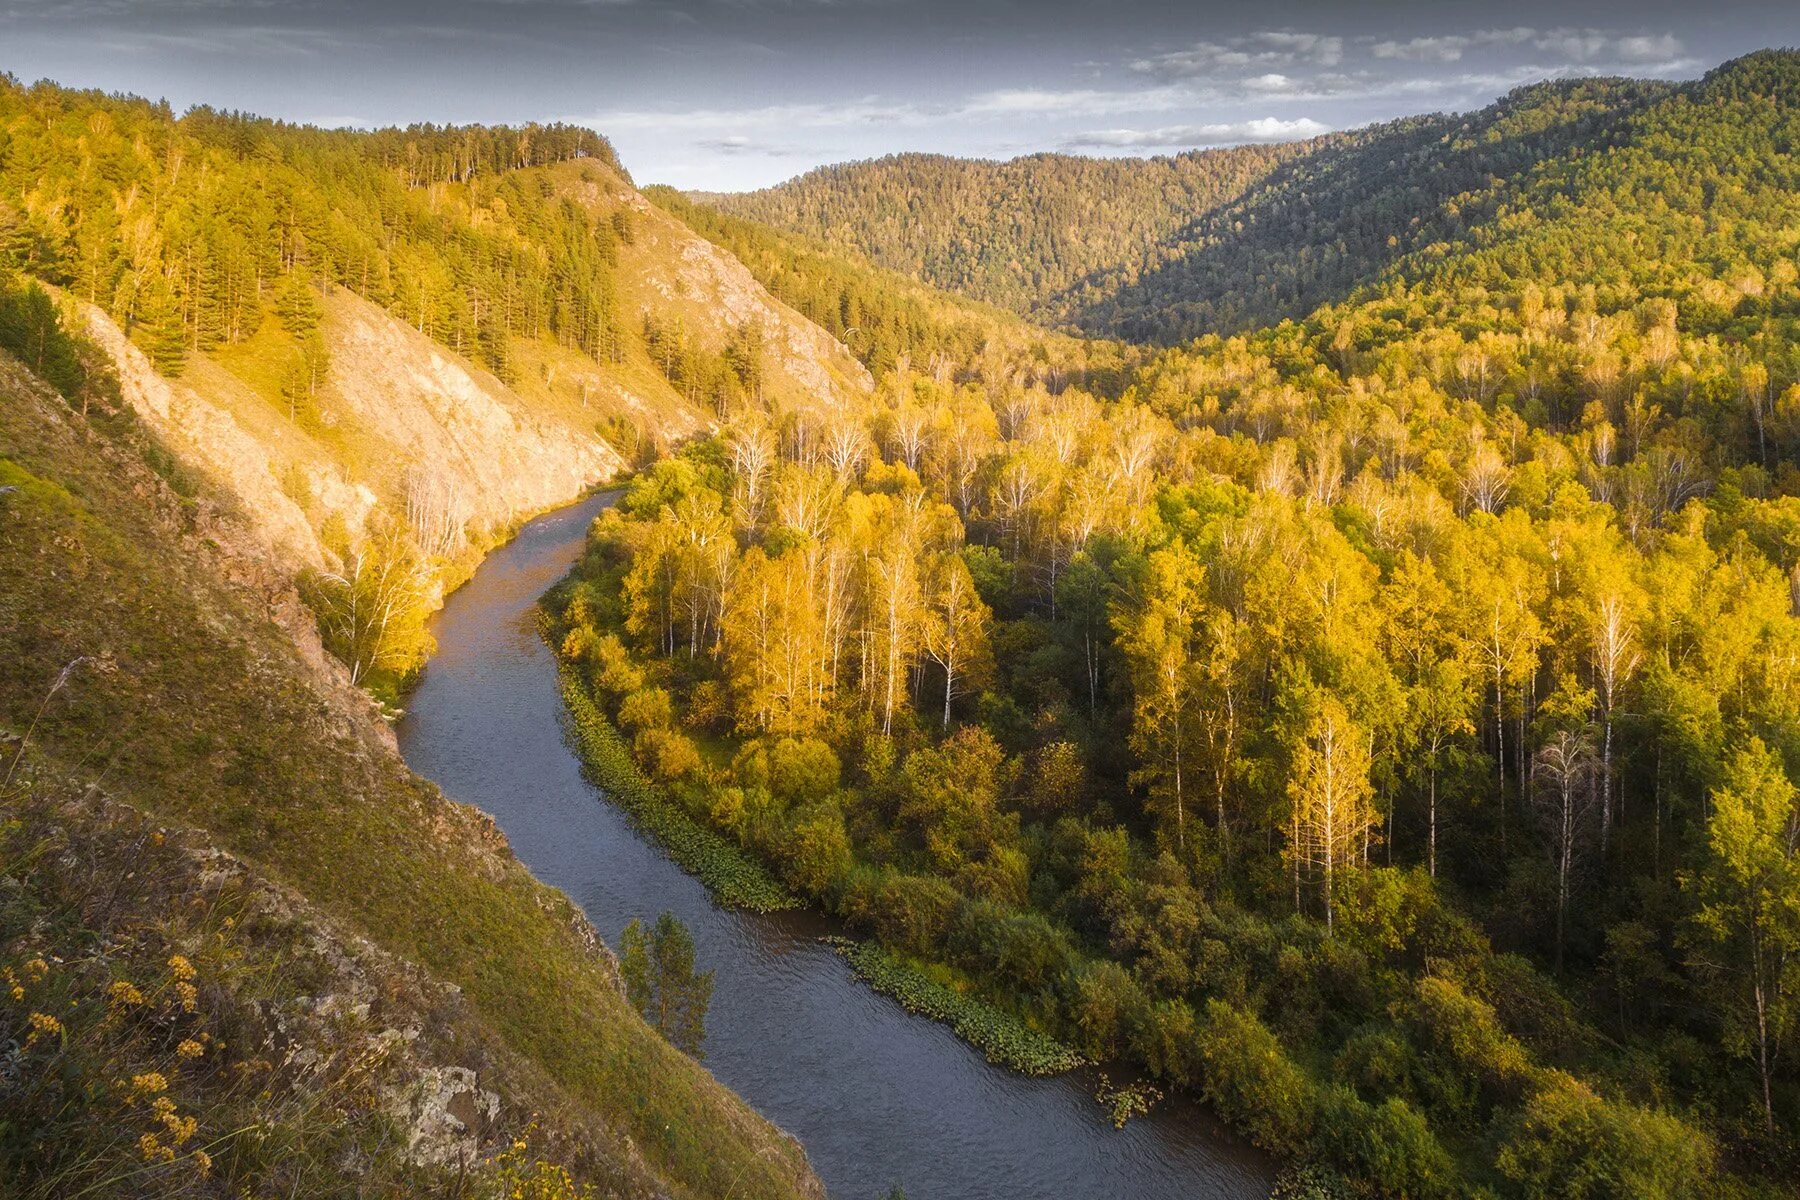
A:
[1132,30,1346,79]
[1371,28,1537,63]
[1065,116,1331,150]
[1533,28,1684,63]
[583,97,927,134]
[1614,34,1685,62]
[959,85,1190,118]
[1248,32,1344,67]
[1242,72,1296,93]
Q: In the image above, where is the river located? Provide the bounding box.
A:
[396,492,1272,1200]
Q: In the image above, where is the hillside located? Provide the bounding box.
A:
[649,184,1142,393]
[0,337,824,1198]
[701,145,1310,327]
[0,76,870,696]
[709,71,1751,344]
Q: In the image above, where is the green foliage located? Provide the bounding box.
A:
[0,273,112,407]
[557,669,799,912]
[652,184,1134,391]
[1494,1074,1718,1200]
[703,146,1304,327]
[0,362,818,1200]
[0,77,628,378]
[1192,999,1318,1155]
[828,938,1083,1075]
[620,912,714,1059]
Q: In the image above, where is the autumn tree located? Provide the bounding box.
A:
[1684,739,1800,1135]
[1283,687,1377,931]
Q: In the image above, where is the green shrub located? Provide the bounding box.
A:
[829,939,1082,1075]
[774,801,853,896]
[1193,999,1318,1155]
[1319,1085,1455,1199]
[557,670,797,912]
[618,686,675,732]
[1495,1073,1718,1200]
[837,867,962,956]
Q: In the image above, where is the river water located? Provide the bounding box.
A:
[396,492,1272,1200]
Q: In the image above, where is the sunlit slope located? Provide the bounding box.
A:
[0,336,825,1198]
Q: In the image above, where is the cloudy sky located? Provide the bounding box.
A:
[2,0,1795,190]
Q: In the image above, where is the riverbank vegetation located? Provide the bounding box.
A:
[547,54,1800,1198]
[829,938,1084,1075]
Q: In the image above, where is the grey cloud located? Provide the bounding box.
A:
[1064,116,1330,150]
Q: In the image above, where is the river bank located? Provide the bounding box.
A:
[397,493,1272,1200]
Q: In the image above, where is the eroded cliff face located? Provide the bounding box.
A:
[71,159,869,589]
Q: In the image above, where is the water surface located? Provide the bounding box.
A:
[397,493,1272,1200]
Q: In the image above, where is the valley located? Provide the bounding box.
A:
[2,38,1799,1200]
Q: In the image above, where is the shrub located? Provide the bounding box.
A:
[1319,1085,1454,1198]
[775,802,853,896]
[1067,959,1145,1061]
[618,686,674,733]
[640,728,704,784]
[557,671,796,912]
[838,868,961,956]
[1397,976,1535,1117]
[1193,999,1318,1155]
[1495,1073,1717,1200]
[829,939,1082,1075]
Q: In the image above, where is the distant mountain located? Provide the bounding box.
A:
[709,58,1800,344]
[700,144,1313,326]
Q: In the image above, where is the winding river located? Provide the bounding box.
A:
[396,492,1272,1200]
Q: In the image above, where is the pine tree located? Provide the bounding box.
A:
[618,912,714,1059]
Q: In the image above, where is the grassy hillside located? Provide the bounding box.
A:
[651,184,1140,394]
[0,76,874,704]
[0,306,823,1197]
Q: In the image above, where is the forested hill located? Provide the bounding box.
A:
[706,54,1800,345]
[699,143,1313,321]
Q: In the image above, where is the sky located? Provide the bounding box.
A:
[2,0,1797,191]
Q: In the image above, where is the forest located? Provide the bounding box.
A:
[544,52,1800,1198]
[3,45,1800,1200]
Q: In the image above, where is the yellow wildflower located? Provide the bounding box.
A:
[161,1110,198,1146]
[177,1038,205,1060]
[107,980,147,1008]
[167,955,195,982]
[24,1012,62,1046]
[191,1149,212,1177]
[129,1072,169,1099]
[138,1132,175,1163]
[24,958,47,982]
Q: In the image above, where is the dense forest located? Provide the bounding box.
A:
[649,184,1141,396]
[548,52,1800,1199]
[704,144,1310,328]
[707,75,1756,348]
[0,76,629,385]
